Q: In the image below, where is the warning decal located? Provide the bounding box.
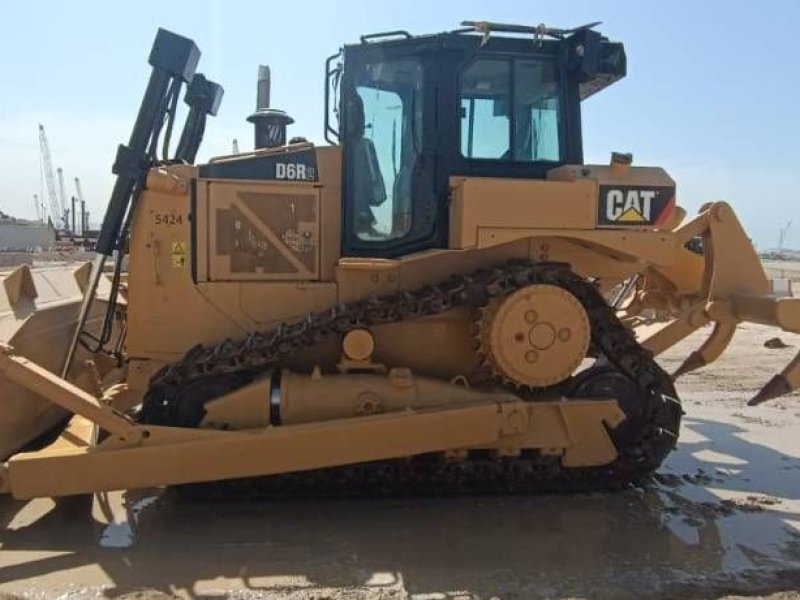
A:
[171,240,187,268]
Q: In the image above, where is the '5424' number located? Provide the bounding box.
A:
[153,213,183,226]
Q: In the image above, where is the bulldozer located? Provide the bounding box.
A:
[1,21,798,500]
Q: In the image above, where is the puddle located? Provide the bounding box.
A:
[2,395,800,598]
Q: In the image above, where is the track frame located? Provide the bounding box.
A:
[0,341,623,499]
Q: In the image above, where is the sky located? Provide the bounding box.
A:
[1,0,799,248]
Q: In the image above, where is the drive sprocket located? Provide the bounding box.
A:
[476,283,591,388]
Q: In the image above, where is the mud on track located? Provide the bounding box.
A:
[1,323,800,599]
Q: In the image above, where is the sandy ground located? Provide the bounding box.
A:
[2,323,800,599]
[763,261,800,282]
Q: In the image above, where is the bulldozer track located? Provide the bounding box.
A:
[139,261,683,494]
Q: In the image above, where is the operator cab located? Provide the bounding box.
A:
[326,22,626,257]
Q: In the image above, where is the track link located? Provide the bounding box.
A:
[139,261,682,494]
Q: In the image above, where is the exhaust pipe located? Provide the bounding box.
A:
[256,64,271,109]
[247,65,294,149]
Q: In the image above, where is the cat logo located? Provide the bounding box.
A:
[598,185,675,227]
[605,189,655,222]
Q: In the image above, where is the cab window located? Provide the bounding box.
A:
[346,58,423,241]
[460,58,562,163]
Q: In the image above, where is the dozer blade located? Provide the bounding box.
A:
[640,202,800,405]
[0,263,114,459]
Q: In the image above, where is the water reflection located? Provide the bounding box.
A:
[0,416,798,599]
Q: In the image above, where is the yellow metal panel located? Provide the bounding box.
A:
[336,240,532,303]
[315,146,343,280]
[195,180,210,282]
[2,395,623,498]
[219,281,338,329]
[206,180,320,281]
[335,258,400,302]
[475,228,677,265]
[449,177,597,249]
[126,174,336,362]
[6,405,505,498]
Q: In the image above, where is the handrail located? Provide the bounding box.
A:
[324,51,342,145]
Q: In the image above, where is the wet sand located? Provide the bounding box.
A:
[1,323,800,599]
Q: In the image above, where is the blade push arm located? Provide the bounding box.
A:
[62,29,201,378]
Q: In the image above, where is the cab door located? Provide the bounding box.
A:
[340,40,443,258]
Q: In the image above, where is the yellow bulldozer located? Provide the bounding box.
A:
[1,21,798,500]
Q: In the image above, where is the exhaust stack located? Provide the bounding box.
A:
[247,65,294,149]
[256,64,270,108]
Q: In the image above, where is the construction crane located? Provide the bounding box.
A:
[74,177,86,235]
[779,221,792,253]
[57,168,69,231]
[38,124,64,229]
[32,194,42,223]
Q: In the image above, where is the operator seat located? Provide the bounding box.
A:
[391,117,415,237]
[345,90,387,236]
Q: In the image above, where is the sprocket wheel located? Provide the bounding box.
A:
[476,283,591,388]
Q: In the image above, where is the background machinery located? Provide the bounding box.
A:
[1,22,799,500]
[38,124,67,230]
